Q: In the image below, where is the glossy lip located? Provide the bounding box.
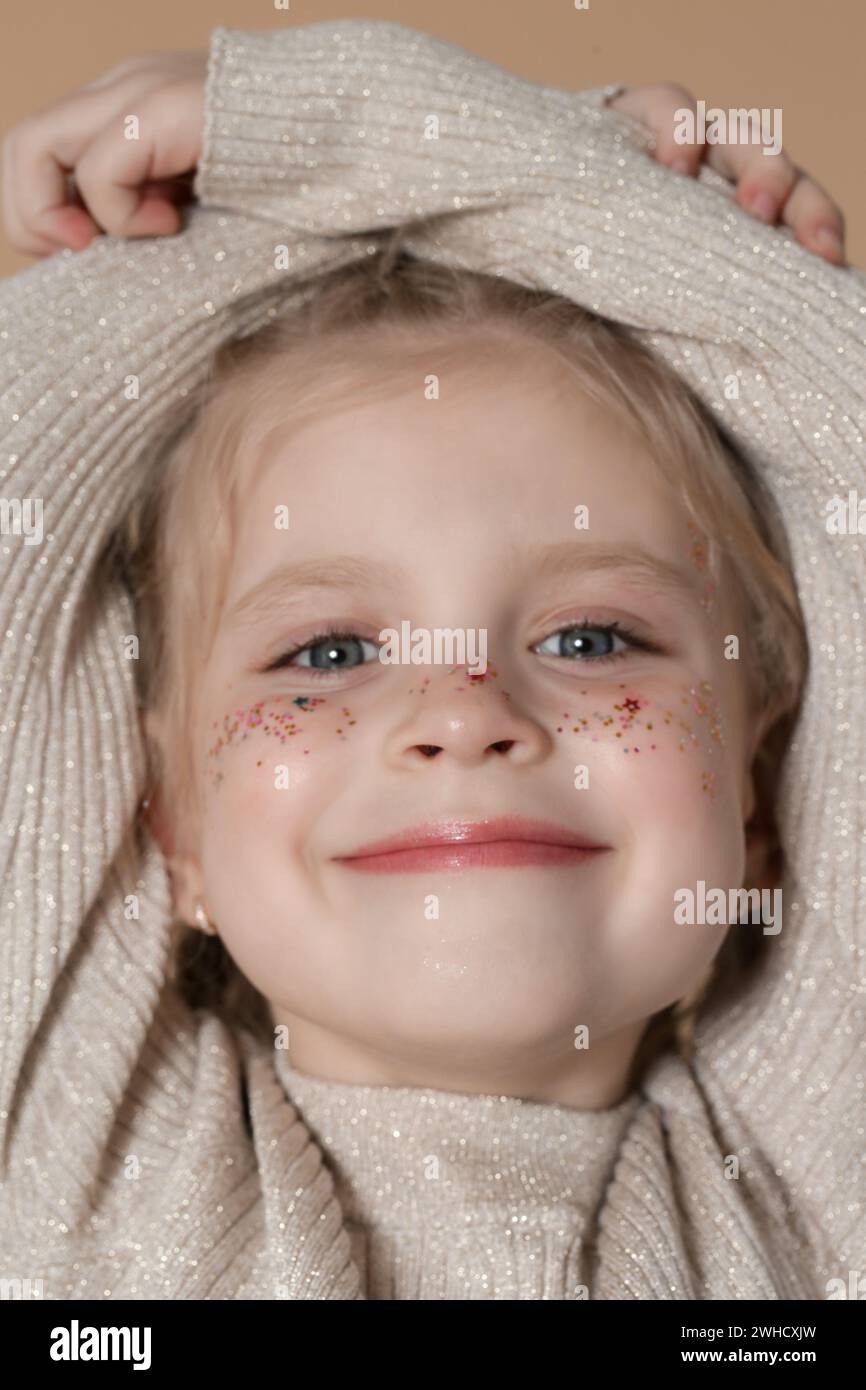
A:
[334,816,612,874]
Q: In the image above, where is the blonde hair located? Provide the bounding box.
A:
[109,232,809,1094]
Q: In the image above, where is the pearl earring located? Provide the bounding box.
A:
[193,899,218,937]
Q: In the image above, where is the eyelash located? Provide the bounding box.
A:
[260,619,658,679]
[262,628,377,679]
[544,619,657,666]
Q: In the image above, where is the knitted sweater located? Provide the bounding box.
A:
[1,19,864,1301]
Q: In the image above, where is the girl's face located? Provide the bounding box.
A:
[167,343,766,1107]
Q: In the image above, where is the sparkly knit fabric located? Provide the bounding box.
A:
[1,20,864,1301]
[274,1053,642,1300]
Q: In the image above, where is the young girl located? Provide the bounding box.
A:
[0,20,863,1301]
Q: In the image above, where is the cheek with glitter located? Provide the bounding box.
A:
[206,696,358,789]
[554,681,725,796]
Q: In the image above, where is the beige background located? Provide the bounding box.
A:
[1,0,863,276]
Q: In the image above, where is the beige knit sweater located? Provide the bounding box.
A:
[1,20,864,1301]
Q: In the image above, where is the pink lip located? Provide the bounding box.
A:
[335,817,611,875]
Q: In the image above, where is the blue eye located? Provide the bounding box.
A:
[263,630,380,676]
[262,619,656,680]
[534,620,653,666]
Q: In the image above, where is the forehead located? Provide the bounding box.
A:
[239,367,687,550]
[240,323,662,485]
[220,320,749,610]
[237,322,597,469]
[225,413,722,644]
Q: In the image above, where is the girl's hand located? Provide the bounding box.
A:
[607,82,846,266]
[1,50,206,258]
[2,54,846,270]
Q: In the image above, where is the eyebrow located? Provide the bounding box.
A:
[517,540,701,599]
[226,541,700,629]
[227,555,407,628]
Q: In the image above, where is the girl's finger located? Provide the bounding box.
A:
[56,177,189,253]
[48,197,102,251]
[1,80,154,254]
[608,83,706,176]
[1,120,93,256]
[703,140,845,264]
[702,139,800,221]
[773,170,846,264]
[66,88,200,240]
[606,87,848,268]
[648,87,704,174]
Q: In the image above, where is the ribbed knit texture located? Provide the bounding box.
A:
[0,19,864,1300]
[273,1051,642,1300]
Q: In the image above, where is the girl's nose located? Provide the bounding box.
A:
[383,672,551,770]
[412,738,516,760]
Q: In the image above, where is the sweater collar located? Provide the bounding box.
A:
[273,1051,641,1230]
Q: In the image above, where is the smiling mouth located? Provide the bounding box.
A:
[334,817,611,875]
[336,840,608,873]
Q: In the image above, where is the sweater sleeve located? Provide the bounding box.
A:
[192,20,642,230]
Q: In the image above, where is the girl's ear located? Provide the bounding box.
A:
[743,816,776,892]
[742,696,792,891]
[741,689,788,821]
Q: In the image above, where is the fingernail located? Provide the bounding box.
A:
[814,224,844,257]
[748,191,778,222]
